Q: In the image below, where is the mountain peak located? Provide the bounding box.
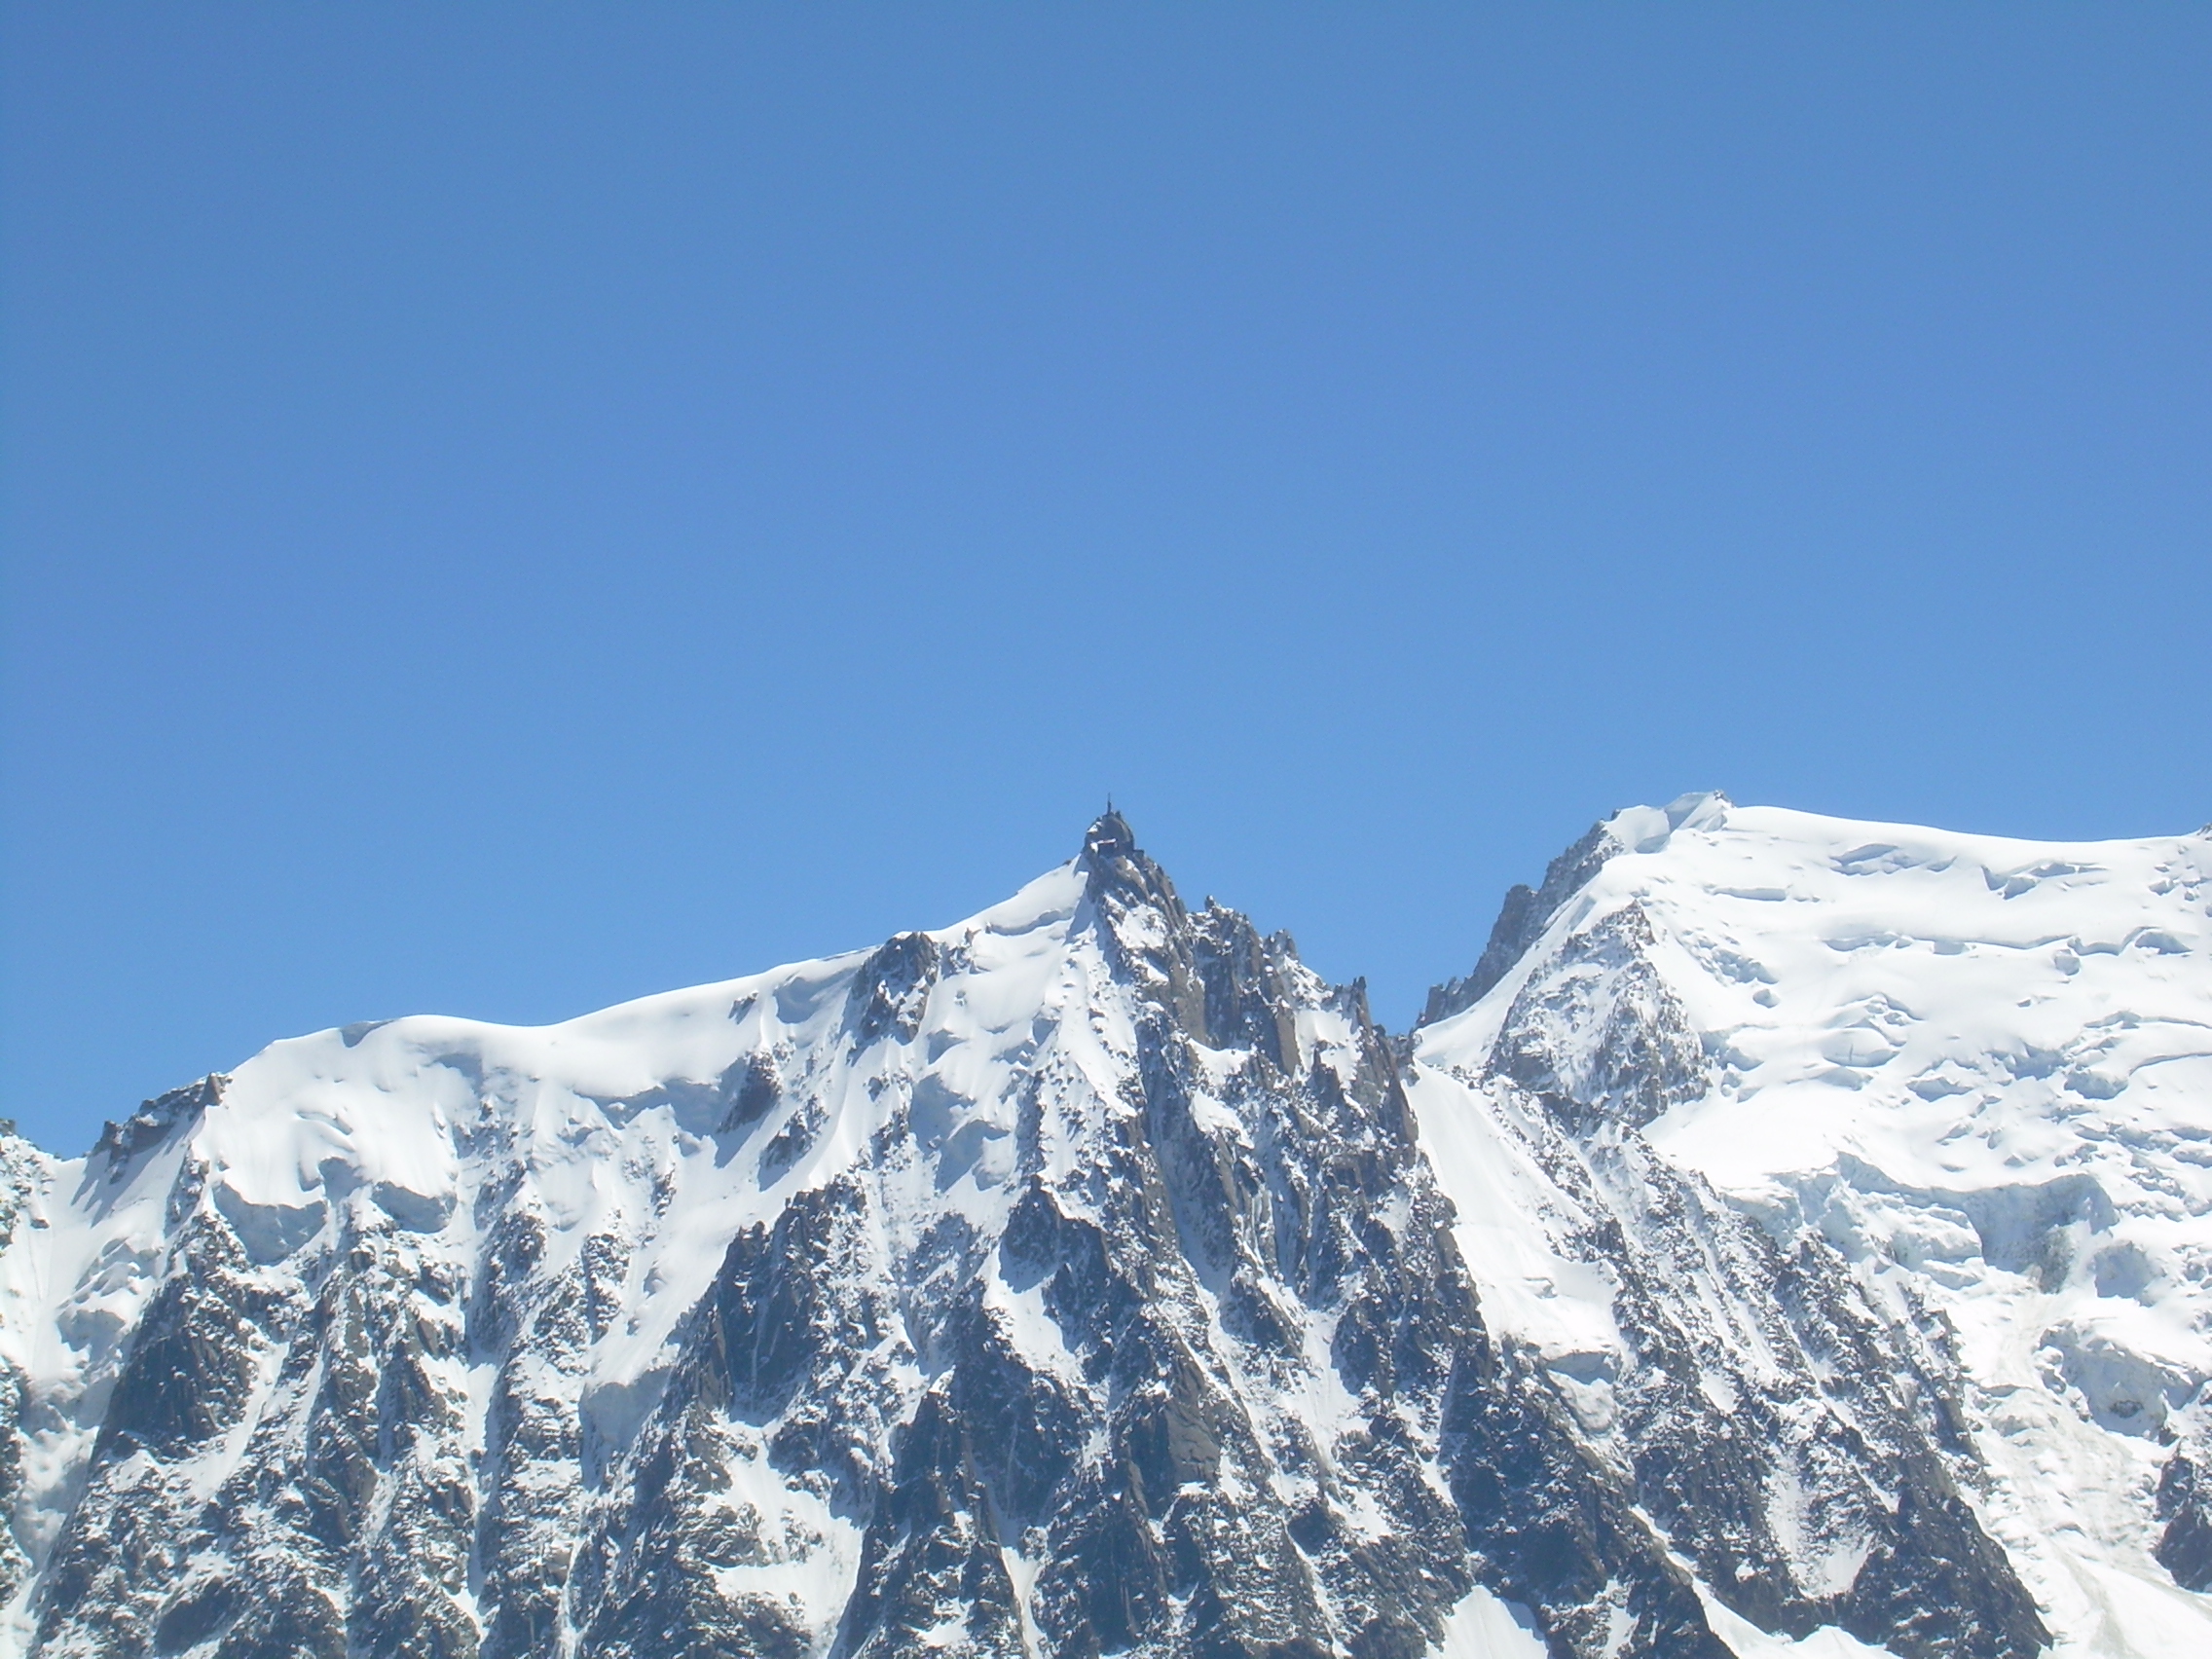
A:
[2,798,2204,1659]
[1083,804,1136,861]
[1077,804,1181,925]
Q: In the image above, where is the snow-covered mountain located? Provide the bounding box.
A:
[0,800,2203,1659]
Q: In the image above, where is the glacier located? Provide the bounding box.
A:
[0,799,2202,1658]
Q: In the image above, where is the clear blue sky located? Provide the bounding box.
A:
[4,5,2206,1154]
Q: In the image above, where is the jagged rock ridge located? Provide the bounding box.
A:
[0,799,2203,1657]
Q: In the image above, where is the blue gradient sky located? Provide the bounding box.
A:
[4,5,2207,1152]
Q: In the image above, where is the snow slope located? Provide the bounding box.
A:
[1416,795,2212,1659]
[0,863,1092,1656]
[0,823,1515,1659]
[0,801,2202,1659]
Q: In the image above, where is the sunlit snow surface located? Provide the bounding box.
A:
[1,804,2207,1658]
[1419,800,2212,1659]
[0,866,1097,1655]
[1430,1582,1547,1658]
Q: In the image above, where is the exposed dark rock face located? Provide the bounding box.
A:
[2158,1430,2212,1592]
[1468,1099,2046,1659]
[1410,825,2051,1657]
[0,809,2074,1658]
[1418,817,1618,1030]
[1488,903,1707,1131]
[91,1078,224,1182]
[35,1161,481,1659]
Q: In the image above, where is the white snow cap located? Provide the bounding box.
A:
[1419,796,2212,1658]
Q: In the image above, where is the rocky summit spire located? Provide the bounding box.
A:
[1078,804,1179,926]
[11,795,2194,1659]
[1083,804,1135,862]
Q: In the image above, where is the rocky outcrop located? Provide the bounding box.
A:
[0,804,2138,1657]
